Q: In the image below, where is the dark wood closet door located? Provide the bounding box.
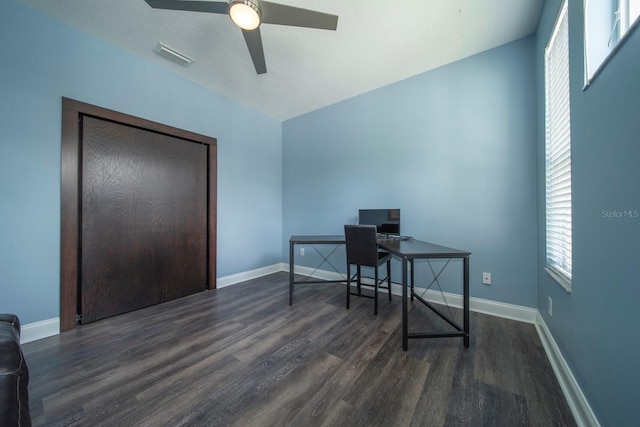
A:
[80,116,208,323]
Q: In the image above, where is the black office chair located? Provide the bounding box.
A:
[344,224,392,315]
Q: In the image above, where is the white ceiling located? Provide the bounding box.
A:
[16,0,543,121]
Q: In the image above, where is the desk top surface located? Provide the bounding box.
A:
[290,235,470,258]
[290,235,345,244]
[377,237,470,258]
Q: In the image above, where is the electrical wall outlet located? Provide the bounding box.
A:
[548,297,553,316]
[482,272,491,285]
[299,247,305,256]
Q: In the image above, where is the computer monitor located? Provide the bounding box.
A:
[358,209,401,235]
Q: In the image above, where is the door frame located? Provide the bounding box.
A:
[60,97,217,332]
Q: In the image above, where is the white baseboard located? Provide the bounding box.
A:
[412,287,538,324]
[290,264,348,282]
[216,262,287,288]
[20,317,60,344]
[535,312,600,427]
[289,265,538,323]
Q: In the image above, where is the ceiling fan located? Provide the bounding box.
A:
[144,0,339,74]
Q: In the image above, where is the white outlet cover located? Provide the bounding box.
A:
[482,272,491,285]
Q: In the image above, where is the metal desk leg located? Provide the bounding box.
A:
[463,255,470,348]
[410,259,415,302]
[402,257,408,351]
[289,241,295,305]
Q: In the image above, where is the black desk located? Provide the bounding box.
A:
[289,235,471,350]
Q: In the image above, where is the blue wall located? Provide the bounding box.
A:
[536,1,640,425]
[0,0,283,324]
[283,37,538,307]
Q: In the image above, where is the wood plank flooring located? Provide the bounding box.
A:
[22,272,576,426]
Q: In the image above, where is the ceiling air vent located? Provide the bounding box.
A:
[153,42,194,67]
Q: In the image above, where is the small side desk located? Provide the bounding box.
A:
[376,238,471,350]
[288,235,471,350]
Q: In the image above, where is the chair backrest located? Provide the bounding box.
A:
[344,224,379,267]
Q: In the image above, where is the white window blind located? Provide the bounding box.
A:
[545,0,572,291]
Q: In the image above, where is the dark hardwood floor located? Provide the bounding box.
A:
[23,272,576,426]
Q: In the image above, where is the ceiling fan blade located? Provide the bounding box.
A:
[261,2,338,30]
[242,29,267,74]
[144,0,228,14]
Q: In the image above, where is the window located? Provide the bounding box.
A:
[619,0,640,35]
[584,0,640,85]
[545,0,572,292]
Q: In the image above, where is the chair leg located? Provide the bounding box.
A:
[374,267,379,315]
[387,259,392,301]
[356,265,362,294]
[346,264,350,310]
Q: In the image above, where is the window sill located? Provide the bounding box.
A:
[545,267,572,293]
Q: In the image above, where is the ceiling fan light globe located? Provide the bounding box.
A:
[229,0,262,30]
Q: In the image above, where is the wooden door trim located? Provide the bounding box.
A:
[60,97,217,332]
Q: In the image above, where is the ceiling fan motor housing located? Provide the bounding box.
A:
[229,0,262,30]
